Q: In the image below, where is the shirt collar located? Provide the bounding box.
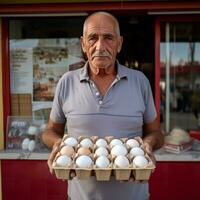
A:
[79,62,90,82]
[79,61,128,82]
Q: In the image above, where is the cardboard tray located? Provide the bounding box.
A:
[52,135,156,181]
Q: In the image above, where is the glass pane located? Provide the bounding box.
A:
[160,22,200,132]
[9,17,86,122]
[9,16,156,122]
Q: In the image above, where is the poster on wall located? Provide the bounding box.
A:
[10,38,85,120]
[33,38,85,102]
[10,48,33,94]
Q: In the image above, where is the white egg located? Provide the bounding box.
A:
[130,147,144,157]
[126,139,139,148]
[28,140,36,151]
[28,126,40,135]
[56,155,72,167]
[111,145,128,156]
[80,138,93,148]
[133,155,148,168]
[114,155,129,168]
[21,138,30,150]
[76,155,93,168]
[110,139,123,147]
[95,138,108,147]
[95,147,109,156]
[64,137,78,147]
[95,156,110,168]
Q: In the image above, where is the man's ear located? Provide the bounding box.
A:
[117,36,123,53]
[80,36,86,53]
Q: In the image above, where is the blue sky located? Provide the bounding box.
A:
[160,42,200,65]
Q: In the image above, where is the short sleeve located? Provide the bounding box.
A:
[143,77,157,123]
[50,78,66,123]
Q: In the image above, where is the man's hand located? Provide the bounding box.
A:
[47,139,77,180]
[47,138,62,174]
[143,141,156,166]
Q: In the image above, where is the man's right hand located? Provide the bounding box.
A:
[47,138,62,174]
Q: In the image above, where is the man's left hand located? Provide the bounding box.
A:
[143,141,156,167]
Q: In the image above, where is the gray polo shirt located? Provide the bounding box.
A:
[50,61,156,200]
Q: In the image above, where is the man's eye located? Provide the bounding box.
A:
[88,36,96,41]
[105,35,113,40]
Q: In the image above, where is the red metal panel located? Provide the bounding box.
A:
[1,18,10,139]
[1,160,67,200]
[0,2,200,15]
[2,160,200,200]
[154,18,160,120]
[149,162,200,200]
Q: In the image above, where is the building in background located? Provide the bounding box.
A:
[0,1,200,200]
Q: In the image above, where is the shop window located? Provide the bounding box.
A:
[160,22,200,132]
[9,16,155,123]
[7,15,156,151]
[9,17,86,122]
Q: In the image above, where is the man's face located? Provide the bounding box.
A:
[81,14,123,69]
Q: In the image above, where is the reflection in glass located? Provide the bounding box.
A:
[160,22,200,132]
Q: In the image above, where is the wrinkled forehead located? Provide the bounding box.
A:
[84,14,118,36]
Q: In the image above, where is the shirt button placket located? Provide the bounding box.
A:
[99,100,103,105]
[90,81,103,105]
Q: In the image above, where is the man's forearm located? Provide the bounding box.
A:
[42,129,63,149]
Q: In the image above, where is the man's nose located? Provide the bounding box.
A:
[96,37,105,51]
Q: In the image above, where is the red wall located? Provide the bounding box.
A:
[149,162,200,200]
[2,160,200,200]
[1,160,67,200]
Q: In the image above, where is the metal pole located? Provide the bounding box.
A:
[165,23,170,132]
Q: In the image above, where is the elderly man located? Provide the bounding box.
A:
[42,11,164,200]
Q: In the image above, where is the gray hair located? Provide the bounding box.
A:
[83,11,121,36]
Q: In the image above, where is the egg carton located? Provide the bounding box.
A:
[53,165,155,181]
[94,146,110,157]
[93,156,112,181]
[61,135,79,148]
[61,134,143,150]
[78,136,98,148]
[132,154,155,180]
[114,167,132,181]
[59,144,76,157]
[52,135,155,181]
[94,168,112,181]
[52,160,155,181]
[52,154,74,180]
[53,155,155,182]
[76,146,93,156]
[112,153,155,181]
[53,166,72,180]
[124,136,144,149]
[73,153,94,179]
[113,154,155,181]
[75,168,93,179]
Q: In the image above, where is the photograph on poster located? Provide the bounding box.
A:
[33,38,85,102]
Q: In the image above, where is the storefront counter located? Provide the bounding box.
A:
[1,149,200,200]
[1,148,200,161]
[155,148,200,161]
